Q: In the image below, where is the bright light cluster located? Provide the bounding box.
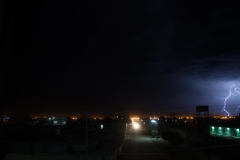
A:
[131,117,140,129]
[149,117,159,120]
[133,122,140,129]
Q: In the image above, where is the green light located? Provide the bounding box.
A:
[227,128,230,130]
[237,129,239,132]
[219,127,222,129]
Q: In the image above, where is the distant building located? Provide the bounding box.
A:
[52,116,71,125]
[210,121,240,139]
[117,115,129,121]
[213,115,221,119]
[3,118,124,160]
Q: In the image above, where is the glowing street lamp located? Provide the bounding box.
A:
[133,123,140,129]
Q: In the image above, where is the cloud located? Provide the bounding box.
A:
[170,53,240,81]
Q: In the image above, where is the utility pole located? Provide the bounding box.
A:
[174,112,175,133]
[125,123,127,139]
[85,110,88,160]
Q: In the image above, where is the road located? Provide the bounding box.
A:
[120,131,223,160]
[121,132,176,160]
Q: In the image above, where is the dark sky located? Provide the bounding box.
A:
[3,0,240,117]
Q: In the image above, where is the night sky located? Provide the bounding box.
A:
[3,0,240,117]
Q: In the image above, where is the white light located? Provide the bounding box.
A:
[133,123,140,129]
[151,120,156,123]
[101,125,103,129]
[48,118,52,120]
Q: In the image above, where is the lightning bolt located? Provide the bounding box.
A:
[221,84,235,116]
[236,106,240,115]
[217,84,240,116]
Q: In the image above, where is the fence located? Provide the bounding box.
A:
[162,126,240,154]
[5,153,117,160]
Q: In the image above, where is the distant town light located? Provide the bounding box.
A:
[101,125,103,129]
[236,129,239,132]
[48,118,52,120]
[227,128,230,130]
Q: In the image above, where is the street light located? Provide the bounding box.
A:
[150,119,158,138]
[151,119,156,123]
[133,123,140,129]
